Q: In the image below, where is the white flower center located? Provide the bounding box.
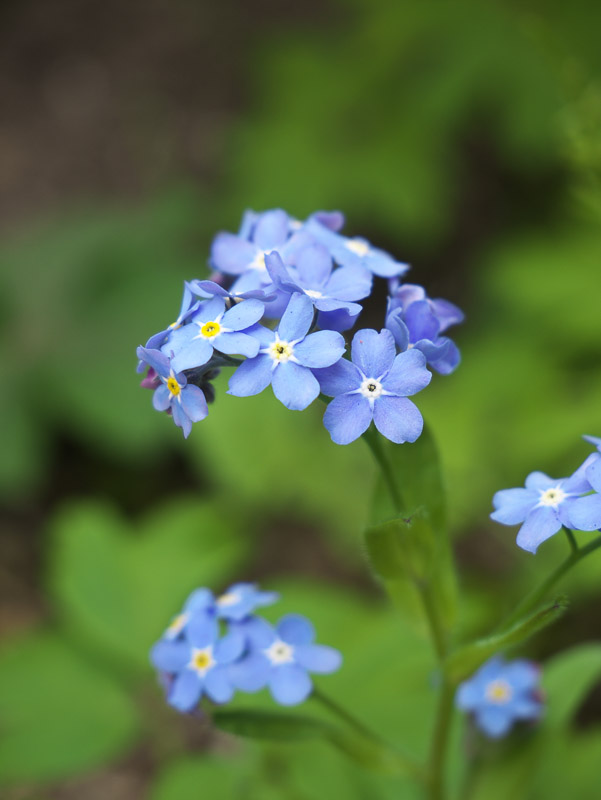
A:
[345,238,370,257]
[268,338,294,363]
[189,646,215,676]
[305,289,323,299]
[539,486,566,507]
[265,639,294,665]
[485,679,513,705]
[216,591,240,607]
[360,377,383,399]
[250,250,268,271]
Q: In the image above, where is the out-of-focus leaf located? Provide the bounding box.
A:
[48,497,248,671]
[0,633,139,785]
[542,643,601,730]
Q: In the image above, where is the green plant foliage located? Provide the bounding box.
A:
[0,633,139,785]
[47,497,249,671]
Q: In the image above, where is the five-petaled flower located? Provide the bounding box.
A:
[315,328,431,445]
[456,656,543,738]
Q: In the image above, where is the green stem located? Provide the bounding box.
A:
[500,533,601,631]
[416,581,448,662]
[427,681,455,800]
[363,427,404,512]
[312,688,375,740]
[564,527,579,553]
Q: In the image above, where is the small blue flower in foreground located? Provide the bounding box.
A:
[456,656,542,738]
[228,292,346,410]
[215,583,279,621]
[315,328,431,445]
[491,459,601,553]
[230,614,342,705]
[136,347,208,438]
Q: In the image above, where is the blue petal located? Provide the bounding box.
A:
[324,264,372,301]
[525,472,555,491]
[277,614,315,645]
[584,434,601,450]
[310,210,345,231]
[269,664,313,706]
[430,297,465,331]
[272,362,320,410]
[186,615,219,649]
[194,296,226,324]
[567,493,601,531]
[204,666,234,703]
[476,707,513,738]
[167,332,213,373]
[228,652,270,692]
[231,616,275,648]
[587,456,601,493]
[253,209,289,250]
[169,669,202,712]
[373,396,424,444]
[228,355,274,397]
[215,331,260,358]
[404,300,440,342]
[323,393,373,445]
[238,208,259,238]
[385,310,410,351]
[491,488,538,525]
[511,698,541,720]
[211,233,257,275]
[455,680,482,711]
[382,349,431,396]
[137,346,171,378]
[293,330,346,368]
[171,401,192,438]
[516,506,562,553]
[316,305,362,332]
[222,298,265,331]
[278,293,314,342]
[180,386,208,423]
[503,660,540,692]
[153,384,172,412]
[313,357,361,396]
[294,644,342,674]
[295,244,332,288]
[184,588,215,613]
[150,640,189,672]
[424,338,461,375]
[215,631,245,664]
[351,329,396,378]
[265,251,298,292]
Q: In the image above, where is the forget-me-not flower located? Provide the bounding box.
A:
[491,459,601,553]
[456,656,542,738]
[229,614,342,705]
[215,583,279,622]
[137,284,200,372]
[162,296,265,373]
[228,293,346,410]
[136,347,208,438]
[315,329,431,445]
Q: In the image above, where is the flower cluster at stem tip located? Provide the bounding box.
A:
[456,656,543,738]
[491,435,601,553]
[151,583,342,712]
[136,208,464,442]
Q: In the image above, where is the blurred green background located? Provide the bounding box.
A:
[2,0,601,797]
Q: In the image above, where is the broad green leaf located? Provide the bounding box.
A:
[0,632,139,785]
[48,497,248,671]
[541,643,601,730]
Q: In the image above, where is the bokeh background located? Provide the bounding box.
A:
[2,1,601,798]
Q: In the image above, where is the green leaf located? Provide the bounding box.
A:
[541,642,601,730]
[150,755,254,800]
[0,632,139,785]
[48,497,248,671]
[445,598,568,684]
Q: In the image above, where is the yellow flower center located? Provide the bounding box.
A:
[345,238,370,257]
[485,679,512,704]
[200,320,221,338]
[167,377,181,396]
[250,251,267,271]
[269,340,294,363]
[190,647,215,674]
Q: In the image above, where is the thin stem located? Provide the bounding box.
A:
[564,527,579,554]
[362,427,403,512]
[500,533,601,631]
[427,681,455,800]
[312,688,375,739]
[416,582,448,662]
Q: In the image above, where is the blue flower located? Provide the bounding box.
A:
[456,657,542,738]
[228,293,346,410]
[215,583,279,622]
[160,587,215,641]
[136,347,208,438]
[151,615,244,712]
[162,296,265,372]
[229,614,342,705]
[491,461,601,553]
[136,284,200,372]
[315,329,432,445]
[186,277,276,304]
[304,216,409,278]
[265,249,372,332]
[385,283,464,375]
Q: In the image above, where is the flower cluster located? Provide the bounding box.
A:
[137,208,463,442]
[456,656,543,738]
[150,583,342,712]
[491,435,601,553]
